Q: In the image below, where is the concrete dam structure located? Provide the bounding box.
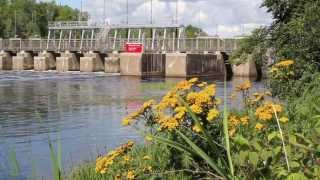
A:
[0,21,239,77]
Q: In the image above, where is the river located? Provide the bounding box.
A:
[0,71,266,179]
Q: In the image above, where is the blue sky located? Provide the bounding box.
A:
[49,0,272,37]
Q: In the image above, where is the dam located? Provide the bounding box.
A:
[0,21,239,77]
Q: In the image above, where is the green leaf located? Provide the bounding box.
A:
[233,135,249,146]
[238,151,248,165]
[290,161,300,169]
[252,141,262,151]
[286,173,308,180]
[248,152,259,167]
[268,131,280,142]
[273,146,282,155]
[176,130,227,178]
[289,135,297,144]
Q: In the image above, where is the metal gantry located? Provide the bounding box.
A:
[0,21,240,53]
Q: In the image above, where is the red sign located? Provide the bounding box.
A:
[125,43,144,53]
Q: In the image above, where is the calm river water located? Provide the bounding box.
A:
[0,71,265,179]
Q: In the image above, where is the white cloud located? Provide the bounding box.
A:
[56,0,273,37]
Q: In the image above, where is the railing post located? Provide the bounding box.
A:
[162,28,167,51]
[58,30,63,52]
[47,30,51,50]
[151,29,156,50]
[68,30,72,49]
[113,30,118,50]
[80,30,85,51]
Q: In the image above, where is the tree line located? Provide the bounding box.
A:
[0,0,84,38]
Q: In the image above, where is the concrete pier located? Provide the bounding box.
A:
[105,53,120,73]
[166,53,187,77]
[0,51,13,70]
[56,51,80,72]
[120,53,142,76]
[233,55,257,77]
[34,51,56,71]
[80,52,104,72]
[12,51,34,70]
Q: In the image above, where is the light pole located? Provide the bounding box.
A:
[126,0,129,24]
[150,0,153,24]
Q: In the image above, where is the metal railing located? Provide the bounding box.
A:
[0,38,240,53]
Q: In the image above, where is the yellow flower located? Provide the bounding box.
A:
[279,117,289,123]
[274,60,294,68]
[240,116,249,125]
[175,80,193,91]
[255,123,265,131]
[236,80,251,92]
[122,118,133,126]
[255,102,283,121]
[229,115,240,127]
[158,116,180,130]
[143,166,152,172]
[188,77,199,83]
[203,84,216,96]
[145,135,153,142]
[207,109,219,122]
[192,124,202,133]
[114,175,121,180]
[215,98,222,105]
[229,128,236,136]
[143,99,155,109]
[174,106,187,120]
[190,104,203,114]
[127,170,135,180]
[197,82,207,87]
[95,141,135,174]
[123,155,131,162]
[143,155,151,160]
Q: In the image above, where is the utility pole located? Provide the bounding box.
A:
[14,10,17,38]
[176,0,178,24]
[103,0,106,20]
[79,0,83,21]
[150,0,153,24]
[126,0,129,24]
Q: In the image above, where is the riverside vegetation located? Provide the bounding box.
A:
[69,0,320,178]
[69,61,320,179]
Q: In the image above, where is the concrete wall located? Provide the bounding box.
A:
[34,51,56,71]
[56,52,80,72]
[119,53,142,76]
[0,51,12,70]
[12,51,34,70]
[233,56,257,77]
[80,52,104,72]
[105,56,120,73]
[165,53,187,77]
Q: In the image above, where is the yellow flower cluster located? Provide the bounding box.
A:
[207,109,219,122]
[274,59,294,68]
[126,170,135,179]
[157,116,180,131]
[228,115,250,136]
[235,80,251,92]
[255,102,282,121]
[95,141,135,174]
[247,91,273,105]
[122,100,155,126]
[174,106,187,120]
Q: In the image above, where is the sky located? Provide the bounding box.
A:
[51,0,272,37]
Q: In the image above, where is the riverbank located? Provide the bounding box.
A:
[67,61,320,179]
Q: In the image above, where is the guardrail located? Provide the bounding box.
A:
[0,38,240,53]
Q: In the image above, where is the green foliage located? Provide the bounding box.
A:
[0,0,82,38]
[68,143,192,180]
[185,25,207,38]
[230,28,269,66]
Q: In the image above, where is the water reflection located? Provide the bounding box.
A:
[0,71,265,179]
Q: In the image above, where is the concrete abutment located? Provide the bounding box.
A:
[80,52,104,72]
[34,51,56,71]
[0,51,13,70]
[56,51,80,72]
[12,51,34,70]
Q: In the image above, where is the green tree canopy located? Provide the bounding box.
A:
[0,0,82,38]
